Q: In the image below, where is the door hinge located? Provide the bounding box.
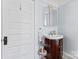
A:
[20,3,22,11]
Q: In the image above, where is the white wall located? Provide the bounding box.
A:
[58,0,78,57]
[35,0,58,59]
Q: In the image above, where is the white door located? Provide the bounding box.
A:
[2,0,35,59]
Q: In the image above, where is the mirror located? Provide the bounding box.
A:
[43,6,58,27]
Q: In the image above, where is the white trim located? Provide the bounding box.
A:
[63,51,78,59]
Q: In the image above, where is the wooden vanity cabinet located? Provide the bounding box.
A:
[44,37,63,59]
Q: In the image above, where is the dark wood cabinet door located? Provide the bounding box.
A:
[51,40,60,59]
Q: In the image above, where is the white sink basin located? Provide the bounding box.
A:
[44,35,64,40]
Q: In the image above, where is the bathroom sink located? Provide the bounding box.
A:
[44,34,64,40]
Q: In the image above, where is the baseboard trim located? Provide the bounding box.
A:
[63,51,78,59]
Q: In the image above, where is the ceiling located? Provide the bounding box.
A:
[48,0,72,8]
[40,0,72,9]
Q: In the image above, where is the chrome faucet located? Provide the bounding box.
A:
[49,30,56,35]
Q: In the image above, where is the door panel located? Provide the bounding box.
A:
[20,0,35,59]
[2,0,35,59]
